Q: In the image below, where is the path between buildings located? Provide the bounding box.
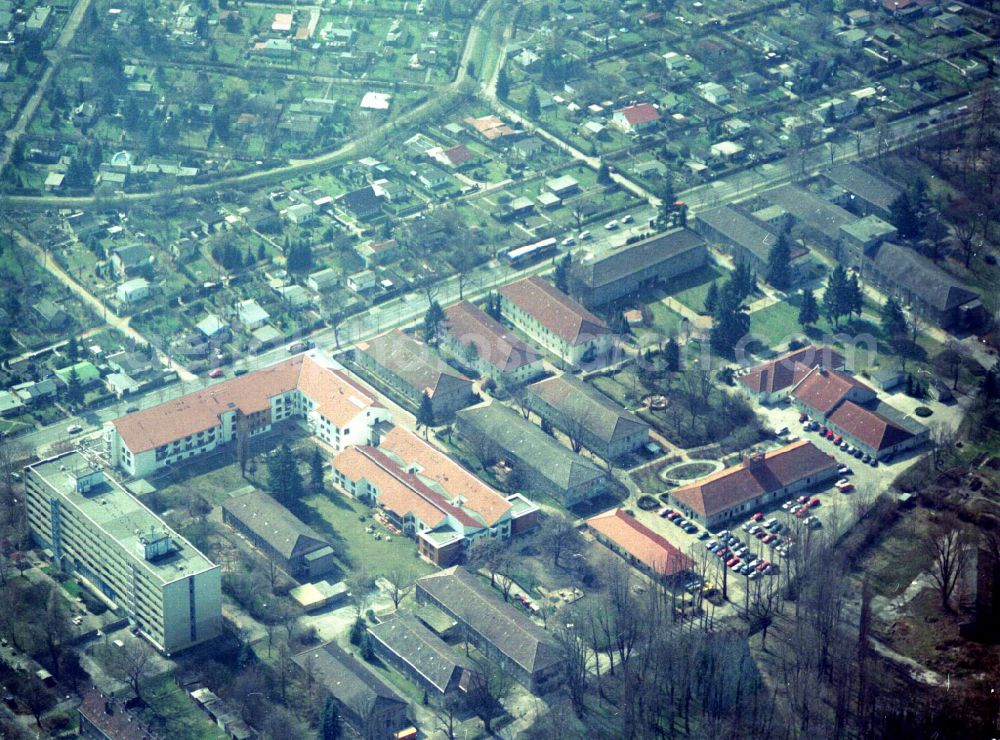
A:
[12,228,197,382]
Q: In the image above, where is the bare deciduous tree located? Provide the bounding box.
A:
[107,639,155,703]
[383,568,412,610]
[927,519,972,611]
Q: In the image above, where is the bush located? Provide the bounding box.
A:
[915,406,933,417]
[637,495,660,511]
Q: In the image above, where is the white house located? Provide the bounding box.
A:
[116,277,151,304]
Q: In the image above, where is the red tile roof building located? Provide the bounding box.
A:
[331,426,537,565]
[787,366,927,459]
[498,276,612,366]
[612,103,662,133]
[739,345,845,403]
[670,441,839,527]
[791,366,876,415]
[107,352,390,478]
[440,300,545,384]
[587,509,694,578]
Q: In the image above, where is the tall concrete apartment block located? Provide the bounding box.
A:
[24,451,222,654]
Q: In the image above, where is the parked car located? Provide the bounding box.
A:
[799,412,809,422]
[751,512,764,522]
[208,368,224,378]
[808,497,821,508]
[837,465,852,475]
[776,426,789,437]
[797,495,810,504]
[67,424,83,434]
[234,368,248,376]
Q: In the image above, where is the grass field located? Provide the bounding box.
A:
[301,491,434,583]
[665,263,729,314]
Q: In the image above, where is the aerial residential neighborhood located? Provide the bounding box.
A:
[0,0,997,738]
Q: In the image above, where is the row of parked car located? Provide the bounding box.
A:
[659,508,709,538]
[799,413,882,467]
[705,529,780,579]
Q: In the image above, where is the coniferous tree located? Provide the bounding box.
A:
[822,265,851,328]
[320,697,342,740]
[310,447,325,493]
[267,442,304,505]
[711,286,750,357]
[525,86,541,119]
[597,161,612,186]
[797,288,820,328]
[889,192,920,240]
[663,337,680,372]
[553,253,572,294]
[880,295,907,342]
[765,233,792,290]
[704,281,719,314]
[422,301,444,343]
[495,68,510,100]
[417,392,435,437]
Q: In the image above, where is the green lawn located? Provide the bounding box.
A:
[749,300,803,349]
[301,492,434,583]
[647,301,684,336]
[665,263,729,314]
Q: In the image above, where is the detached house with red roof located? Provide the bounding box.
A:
[498,276,612,366]
[587,509,694,580]
[106,352,390,478]
[670,440,840,528]
[612,102,662,134]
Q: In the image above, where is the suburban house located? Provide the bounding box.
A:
[111,244,153,278]
[221,490,337,581]
[739,345,846,404]
[525,374,650,460]
[415,567,562,694]
[354,329,475,419]
[307,268,340,293]
[498,276,612,366]
[612,103,662,133]
[106,352,389,478]
[356,239,400,268]
[440,301,545,385]
[694,205,805,276]
[236,299,270,330]
[587,509,694,579]
[336,185,384,221]
[867,242,984,331]
[790,365,927,459]
[331,425,538,565]
[821,163,902,220]
[367,614,475,696]
[294,642,409,739]
[670,441,840,528]
[33,299,69,330]
[456,402,608,507]
[570,228,708,309]
[116,277,151,305]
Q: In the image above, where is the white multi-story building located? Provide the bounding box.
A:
[24,451,221,654]
[105,352,389,478]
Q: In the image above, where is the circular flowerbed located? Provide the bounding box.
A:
[666,461,718,480]
[914,406,933,418]
[637,495,660,511]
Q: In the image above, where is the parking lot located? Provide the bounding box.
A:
[628,394,945,606]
